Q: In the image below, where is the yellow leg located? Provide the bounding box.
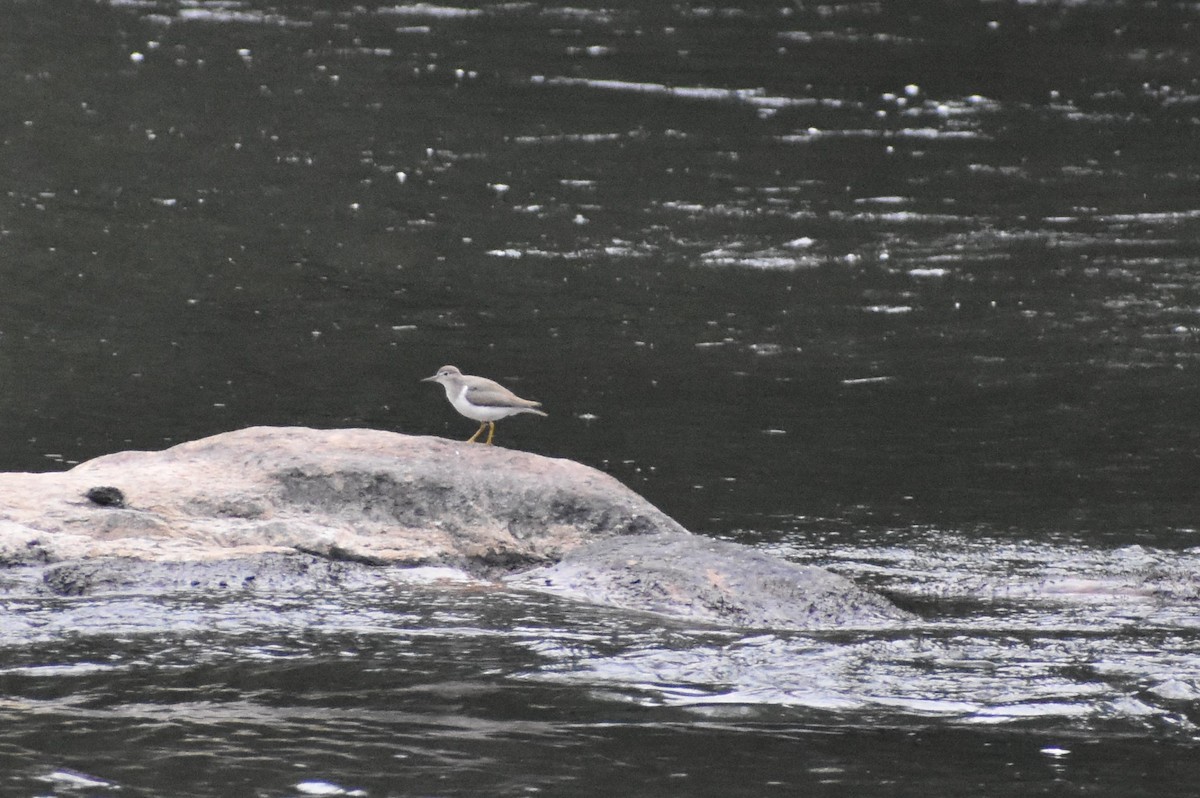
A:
[466,422,487,443]
[484,421,496,445]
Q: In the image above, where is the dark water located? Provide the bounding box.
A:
[2,0,1200,794]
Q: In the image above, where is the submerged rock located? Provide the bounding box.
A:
[507,533,910,628]
[39,552,394,597]
[0,426,912,629]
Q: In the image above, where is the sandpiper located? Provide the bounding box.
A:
[421,365,547,445]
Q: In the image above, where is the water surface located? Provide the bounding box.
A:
[1,1,1199,795]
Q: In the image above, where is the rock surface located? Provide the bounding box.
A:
[0,426,681,571]
[507,533,909,628]
[0,426,912,629]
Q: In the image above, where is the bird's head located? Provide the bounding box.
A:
[421,365,462,385]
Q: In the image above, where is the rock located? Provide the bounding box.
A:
[39,552,392,596]
[507,533,912,628]
[0,426,683,572]
[0,426,912,629]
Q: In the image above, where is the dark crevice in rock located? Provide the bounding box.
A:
[85,486,126,508]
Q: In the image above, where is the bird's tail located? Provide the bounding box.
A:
[519,401,548,417]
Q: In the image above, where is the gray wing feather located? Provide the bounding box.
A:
[465,384,541,409]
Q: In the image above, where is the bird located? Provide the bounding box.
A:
[421,365,547,445]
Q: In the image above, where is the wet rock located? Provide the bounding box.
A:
[507,533,913,629]
[0,426,911,629]
[39,552,391,596]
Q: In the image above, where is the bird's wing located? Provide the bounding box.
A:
[464,382,539,408]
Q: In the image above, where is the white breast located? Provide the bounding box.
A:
[446,383,519,422]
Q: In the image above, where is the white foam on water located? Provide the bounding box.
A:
[702,256,818,270]
[531,76,824,111]
[391,566,478,584]
[175,8,311,26]
[41,770,116,790]
[295,780,367,796]
[779,127,988,143]
[377,3,484,17]
[855,196,910,205]
[776,30,920,46]
[511,132,625,144]
[0,662,121,677]
[1096,210,1200,224]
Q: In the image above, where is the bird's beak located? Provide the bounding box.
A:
[420,375,438,382]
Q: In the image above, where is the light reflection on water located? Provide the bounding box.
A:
[4,542,1200,718]
[529,528,1200,732]
[2,0,1200,794]
[2,563,1200,794]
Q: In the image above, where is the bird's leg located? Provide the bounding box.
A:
[484,421,496,445]
[466,421,487,443]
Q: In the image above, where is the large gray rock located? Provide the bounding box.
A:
[0,426,680,571]
[0,426,912,629]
